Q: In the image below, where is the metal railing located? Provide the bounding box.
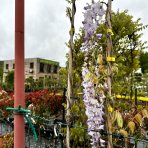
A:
[0,117,148,148]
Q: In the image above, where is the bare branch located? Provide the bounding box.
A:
[66,7,72,19]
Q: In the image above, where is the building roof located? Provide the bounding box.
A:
[2,58,59,66]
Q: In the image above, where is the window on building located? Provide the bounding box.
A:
[6,64,9,70]
[30,62,34,69]
[53,65,58,74]
[47,65,51,73]
[13,64,15,69]
[40,63,44,73]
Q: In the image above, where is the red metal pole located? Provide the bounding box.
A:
[14,0,25,147]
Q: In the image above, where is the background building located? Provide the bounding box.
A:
[2,58,60,82]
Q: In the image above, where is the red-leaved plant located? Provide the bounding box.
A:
[0,89,64,118]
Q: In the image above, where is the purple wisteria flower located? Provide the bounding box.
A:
[82,1,105,40]
[81,1,106,148]
[96,34,102,39]
[82,66,106,147]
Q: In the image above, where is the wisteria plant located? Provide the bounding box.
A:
[81,1,107,147]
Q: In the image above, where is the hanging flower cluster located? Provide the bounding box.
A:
[81,1,106,147]
[82,2,105,41]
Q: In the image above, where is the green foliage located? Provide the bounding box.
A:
[0,61,3,83]
[137,91,145,97]
[70,99,91,147]
[137,73,148,96]
[110,10,147,95]
[97,10,147,95]
[25,70,67,92]
[70,10,147,96]
[63,98,91,147]
[73,29,85,75]
[140,52,148,73]
[58,67,68,88]
[25,77,40,91]
[5,71,14,91]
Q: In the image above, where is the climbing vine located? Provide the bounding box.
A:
[81,1,106,147]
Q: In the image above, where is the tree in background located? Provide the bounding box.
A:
[71,10,147,96]
[58,67,68,88]
[0,61,4,83]
[110,10,147,96]
[140,52,148,73]
[5,71,14,91]
[25,78,38,91]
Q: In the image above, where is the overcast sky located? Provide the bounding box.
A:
[0,0,148,67]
